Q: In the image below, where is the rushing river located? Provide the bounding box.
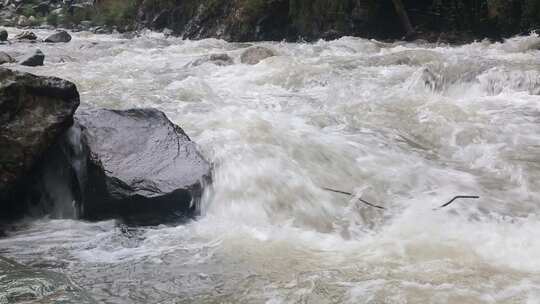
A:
[2,28,540,303]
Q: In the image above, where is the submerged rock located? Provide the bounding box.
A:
[20,49,44,66]
[43,108,212,224]
[44,30,72,43]
[190,53,234,67]
[240,46,276,65]
[0,52,15,65]
[0,256,96,303]
[0,68,80,218]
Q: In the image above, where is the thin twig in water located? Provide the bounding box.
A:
[322,187,387,210]
[435,195,480,210]
[322,187,479,211]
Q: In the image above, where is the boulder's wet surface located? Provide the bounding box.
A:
[1,28,540,303]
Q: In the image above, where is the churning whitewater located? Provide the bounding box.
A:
[1,28,540,303]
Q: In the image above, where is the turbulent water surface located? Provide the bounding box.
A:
[1,28,540,303]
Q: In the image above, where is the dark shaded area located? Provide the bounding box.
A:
[134,0,540,42]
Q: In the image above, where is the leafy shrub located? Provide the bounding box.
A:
[46,13,59,26]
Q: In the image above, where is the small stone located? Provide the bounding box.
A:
[0,29,7,41]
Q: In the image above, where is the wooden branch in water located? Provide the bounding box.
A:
[435,195,480,210]
[322,187,479,211]
[322,187,387,210]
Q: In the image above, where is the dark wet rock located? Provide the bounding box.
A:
[190,53,234,67]
[43,108,211,224]
[44,30,72,43]
[0,29,7,41]
[321,29,342,41]
[120,31,140,39]
[14,30,37,40]
[0,52,15,65]
[0,256,96,303]
[0,68,79,218]
[151,10,170,30]
[20,49,45,66]
[240,46,276,65]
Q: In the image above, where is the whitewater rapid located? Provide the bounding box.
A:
[1,28,540,303]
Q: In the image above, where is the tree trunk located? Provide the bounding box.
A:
[391,0,415,38]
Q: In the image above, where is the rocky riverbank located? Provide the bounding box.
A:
[2,0,540,43]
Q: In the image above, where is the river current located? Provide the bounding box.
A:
[1,28,540,303]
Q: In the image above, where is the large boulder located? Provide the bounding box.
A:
[0,68,80,218]
[0,256,96,303]
[44,30,72,43]
[240,46,276,65]
[42,108,212,224]
[20,49,44,66]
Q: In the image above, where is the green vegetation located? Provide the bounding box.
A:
[289,0,360,33]
[46,13,59,27]
[93,0,138,28]
[44,0,140,30]
[20,5,36,18]
[63,7,93,26]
